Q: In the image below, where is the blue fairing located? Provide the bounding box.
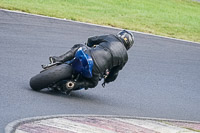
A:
[71,47,93,78]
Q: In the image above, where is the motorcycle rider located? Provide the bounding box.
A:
[50,30,134,91]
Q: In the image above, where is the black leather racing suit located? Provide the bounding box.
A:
[57,34,128,89]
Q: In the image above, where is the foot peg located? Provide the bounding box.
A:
[41,57,61,69]
[41,62,57,69]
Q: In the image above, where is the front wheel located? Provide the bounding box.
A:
[30,64,73,91]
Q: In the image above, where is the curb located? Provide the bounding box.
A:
[5,115,200,133]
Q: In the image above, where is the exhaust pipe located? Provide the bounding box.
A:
[66,81,75,89]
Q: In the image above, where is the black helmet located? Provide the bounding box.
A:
[117,30,134,50]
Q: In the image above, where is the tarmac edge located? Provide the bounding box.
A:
[0,8,200,45]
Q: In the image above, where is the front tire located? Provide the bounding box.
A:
[30,64,73,91]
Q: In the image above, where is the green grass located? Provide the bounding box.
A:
[0,0,200,42]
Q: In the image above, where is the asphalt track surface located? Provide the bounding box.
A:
[0,9,200,132]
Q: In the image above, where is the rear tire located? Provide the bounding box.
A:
[30,64,73,91]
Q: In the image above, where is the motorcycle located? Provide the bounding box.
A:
[30,47,94,95]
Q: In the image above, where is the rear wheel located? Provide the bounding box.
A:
[30,64,73,91]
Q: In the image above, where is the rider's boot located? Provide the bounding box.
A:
[49,51,73,63]
[49,56,62,63]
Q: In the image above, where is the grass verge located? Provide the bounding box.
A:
[0,0,199,42]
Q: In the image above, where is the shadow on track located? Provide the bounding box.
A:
[28,87,105,103]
